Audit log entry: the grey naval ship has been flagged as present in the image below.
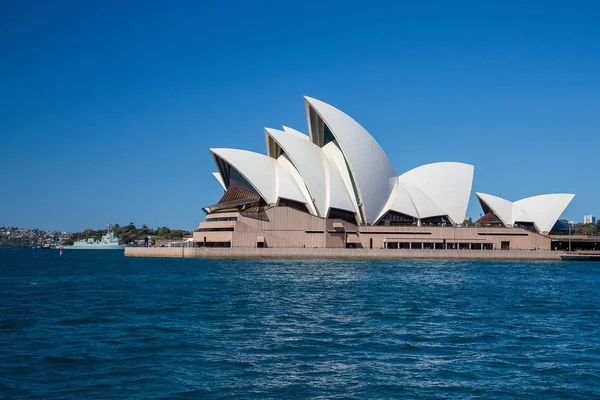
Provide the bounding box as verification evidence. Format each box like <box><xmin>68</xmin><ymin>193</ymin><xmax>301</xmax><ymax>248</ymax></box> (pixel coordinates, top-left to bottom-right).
<box><xmin>63</xmin><ymin>223</ymin><xmax>128</xmax><ymax>250</ymax></box>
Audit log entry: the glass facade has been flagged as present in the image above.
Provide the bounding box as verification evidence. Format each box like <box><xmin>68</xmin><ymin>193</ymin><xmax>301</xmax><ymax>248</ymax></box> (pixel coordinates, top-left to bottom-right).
<box><xmin>323</xmin><ymin>124</ymin><xmax>336</xmax><ymax>146</ymax></box>
<box><xmin>195</xmin><ymin>227</ymin><xmax>235</xmax><ymax>232</ymax></box>
<box><xmin>206</xmin><ymin>216</ymin><xmax>238</xmax><ymax>222</ymax></box>
<box><xmin>229</xmin><ymin>167</ymin><xmax>261</xmax><ymax>198</ymax></box>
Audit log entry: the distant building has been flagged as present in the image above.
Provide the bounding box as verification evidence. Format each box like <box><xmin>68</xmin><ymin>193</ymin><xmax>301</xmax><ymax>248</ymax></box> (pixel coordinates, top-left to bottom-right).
<box><xmin>584</xmin><ymin>215</ymin><xmax>596</xmax><ymax>224</ymax></box>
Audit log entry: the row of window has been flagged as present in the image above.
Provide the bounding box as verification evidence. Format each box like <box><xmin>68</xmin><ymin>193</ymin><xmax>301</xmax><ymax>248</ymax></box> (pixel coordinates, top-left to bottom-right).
<box><xmin>205</xmin><ymin>216</ymin><xmax>238</xmax><ymax>222</ymax></box>
<box><xmin>195</xmin><ymin>242</ymin><xmax>231</xmax><ymax>247</ymax></box>
<box><xmin>195</xmin><ymin>227</ymin><xmax>235</xmax><ymax>232</ymax></box>
<box><xmin>385</xmin><ymin>242</ymin><xmax>495</xmax><ymax>250</ymax></box>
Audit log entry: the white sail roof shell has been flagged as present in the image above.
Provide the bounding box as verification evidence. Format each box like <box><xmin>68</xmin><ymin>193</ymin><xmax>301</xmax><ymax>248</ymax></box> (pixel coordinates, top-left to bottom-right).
<box><xmin>212</xmin><ymin>172</ymin><xmax>226</xmax><ymax>191</ymax></box>
<box><xmin>275</xmin><ymin>153</ymin><xmax>317</xmax><ymax>215</ymax></box>
<box><xmin>209</xmin><ymin>148</ymin><xmax>307</xmax><ymax>206</ymax></box>
<box><xmin>206</xmin><ymin>97</ymin><xmax>574</xmax><ymax>230</ymax></box>
<box><xmin>375</xmin><ymin>162</ymin><xmax>474</xmax><ymax>224</ymax></box>
<box><xmin>476</xmin><ymin>193</ymin><xmax>515</xmax><ymax>226</ymax></box>
<box><xmin>514</xmin><ymin>194</ymin><xmax>575</xmax><ymax>233</ymax></box>
<box><xmin>264</xmin><ymin>128</ymin><xmax>354</xmax><ymax>217</ymax></box>
<box><xmin>401</xmin><ymin>177</ymin><xmax>448</xmax><ymax>219</ymax></box>
<box><xmin>377</xmin><ymin>178</ymin><xmax>419</xmax><ymax>219</ymax></box>
<box><xmin>321</xmin><ymin>142</ymin><xmax>362</xmax><ymax>220</ymax></box>
<box><xmin>304</xmin><ymin>96</ymin><xmax>397</xmax><ymax>224</ymax></box>
<box><xmin>477</xmin><ymin>192</ymin><xmax>575</xmax><ymax>233</ymax></box>
<box><xmin>512</xmin><ymin>207</ymin><xmax>534</xmax><ymax>224</ymax></box>
<box><xmin>402</xmin><ymin>162</ymin><xmax>474</xmax><ymax>224</ymax></box>
<box><xmin>281</xmin><ymin>126</ymin><xmax>310</xmax><ymax>140</ymax></box>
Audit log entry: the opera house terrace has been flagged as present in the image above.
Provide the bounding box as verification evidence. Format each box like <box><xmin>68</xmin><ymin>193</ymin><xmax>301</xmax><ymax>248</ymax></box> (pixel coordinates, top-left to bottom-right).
<box><xmin>172</xmin><ymin>96</ymin><xmax>577</xmax><ymax>255</ymax></box>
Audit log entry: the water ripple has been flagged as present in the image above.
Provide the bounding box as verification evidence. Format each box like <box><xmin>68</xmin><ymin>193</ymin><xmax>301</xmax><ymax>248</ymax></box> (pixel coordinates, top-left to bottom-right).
<box><xmin>1</xmin><ymin>250</ymin><xmax>599</xmax><ymax>398</ymax></box>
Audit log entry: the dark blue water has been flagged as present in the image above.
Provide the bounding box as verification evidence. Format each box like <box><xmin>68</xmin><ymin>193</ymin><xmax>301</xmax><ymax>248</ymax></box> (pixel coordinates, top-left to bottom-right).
<box><xmin>1</xmin><ymin>249</ymin><xmax>599</xmax><ymax>399</ymax></box>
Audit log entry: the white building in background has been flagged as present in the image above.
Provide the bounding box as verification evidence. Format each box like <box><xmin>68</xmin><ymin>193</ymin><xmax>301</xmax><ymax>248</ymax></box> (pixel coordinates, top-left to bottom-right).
<box><xmin>584</xmin><ymin>215</ymin><xmax>596</xmax><ymax>224</ymax></box>
<box><xmin>194</xmin><ymin>96</ymin><xmax>576</xmax><ymax>250</ymax></box>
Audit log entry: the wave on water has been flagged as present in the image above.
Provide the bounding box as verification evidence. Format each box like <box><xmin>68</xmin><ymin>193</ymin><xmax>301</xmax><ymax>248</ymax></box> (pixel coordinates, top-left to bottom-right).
<box><xmin>1</xmin><ymin>249</ymin><xmax>599</xmax><ymax>399</ymax></box>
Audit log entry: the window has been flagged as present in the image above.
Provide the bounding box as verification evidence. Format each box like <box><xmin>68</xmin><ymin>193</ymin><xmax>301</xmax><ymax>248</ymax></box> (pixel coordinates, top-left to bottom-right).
<box><xmin>324</xmin><ymin>124</ymin><xmax>336</xmax><ymax>145</ymax></box>
<box><xmin>478</xmin><ymin>233</ymin><xmax>528</xmax><ymax>237</ymax></box>
<box><xmin>198</xmin><ymin>241</ymin><xmax>231</xmax><ymax>248</ymax></box>
<box><xmin>421</xmin><ymin>215</ymin><xmax>451</xmax><ymax>226</ymax></box>
<box><xmin>205</xmin><ymin>216</ymin><xmax>238</xmax><ymax>222</ymax></box>
<box><xmin>278</xmin><ymin>198</ymin><xmax>310</xmax><ymax>214</ymax></box>
<box><xmin>195</xmin><ymin>227</ymin><xmax>234</xmax><ymax>232</ymax></box>
<box><xmin>228</xmin><ymin>167</ymin><xmax>261</xmax><ymax>197</ymax></box>
<box><xmin>501</xmin><ymin>241</ymin><xmax>510</xmax><ymax>250</ymax></box>
<box><xmin>376</xmin><ymin>211</ymin><xmax>417</xmax><ymax>226</ymax></box>
<box><xmin>513</xmin><ymin>222</ymin><xmax>537</xmax><ymax>232</ymax></box>
<box><xmin>328</xmin><ymin>208</ymin><xmax>357</xmax><ymax>224</ymax></box>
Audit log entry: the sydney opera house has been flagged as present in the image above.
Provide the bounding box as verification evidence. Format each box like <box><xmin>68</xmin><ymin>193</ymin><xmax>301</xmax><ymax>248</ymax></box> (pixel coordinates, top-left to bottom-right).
<box><xmin>193</xmin><ymin>97</ymin><xmax>575</xmax><ymax>251</ymax></box>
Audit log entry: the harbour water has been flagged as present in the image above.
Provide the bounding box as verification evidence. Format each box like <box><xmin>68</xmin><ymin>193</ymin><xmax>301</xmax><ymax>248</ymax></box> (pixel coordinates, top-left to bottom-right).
<box><xmin>1</xmin><ymin>249</ymin><xmax>599</xmax><ymax>398</ymax></box>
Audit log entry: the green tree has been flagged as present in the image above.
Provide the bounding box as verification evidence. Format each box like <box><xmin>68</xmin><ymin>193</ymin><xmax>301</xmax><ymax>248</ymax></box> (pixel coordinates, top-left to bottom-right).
<box><xmin>64</xmin><ymin>223</ymin><xmax>191</xmax><ymax>245</ymax></box>
<box><xmin>573</xmin><ymin>223</ymin><xmax>600</xmax><ymax>236</ymax></box>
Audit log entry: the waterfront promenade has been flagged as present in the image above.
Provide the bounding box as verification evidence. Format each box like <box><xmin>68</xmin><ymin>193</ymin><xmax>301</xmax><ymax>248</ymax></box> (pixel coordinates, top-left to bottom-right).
<box><xmin>126</xmin><ymin>247</ymin><xmax>565</xmax><ymax>260</ymax></box>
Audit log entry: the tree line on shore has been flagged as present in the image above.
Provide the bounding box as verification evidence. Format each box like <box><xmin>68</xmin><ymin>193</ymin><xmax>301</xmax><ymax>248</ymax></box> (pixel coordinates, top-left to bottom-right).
<box><xmin>65</xmin><ymin>223</ymin><xmax>191</xmax><ymax>245</ymax></box>
<box><xmin>562</xmin><ymin>221</ymin><xmax>600</xmax><ymax>236</ymax></box>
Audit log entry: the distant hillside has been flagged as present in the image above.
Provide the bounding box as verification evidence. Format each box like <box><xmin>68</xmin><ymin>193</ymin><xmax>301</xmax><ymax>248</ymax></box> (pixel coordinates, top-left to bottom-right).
<box><xmin>65</xmin><ymin>223</ymin><xmax>191</xmax><ymax>245</ymax></box>
<box><xmin>0</xmin><ymin>227</ymin><xmax>70</xmax><ymax>248</ymax></box>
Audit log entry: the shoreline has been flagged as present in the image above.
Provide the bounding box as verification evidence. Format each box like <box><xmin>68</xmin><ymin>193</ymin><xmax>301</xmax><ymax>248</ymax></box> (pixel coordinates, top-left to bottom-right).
<box><xmin>125</xmin><ymin>247</ymin><xmax>565</xmax><ymax>261</ymax></box>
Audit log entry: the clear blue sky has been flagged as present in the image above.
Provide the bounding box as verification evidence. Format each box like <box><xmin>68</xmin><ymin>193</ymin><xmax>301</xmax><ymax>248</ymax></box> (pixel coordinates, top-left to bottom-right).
<box><xmin>1</xmin><ymin>1</ymin><xmax>599</xmax><ymax>232</ymax></box>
